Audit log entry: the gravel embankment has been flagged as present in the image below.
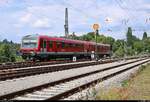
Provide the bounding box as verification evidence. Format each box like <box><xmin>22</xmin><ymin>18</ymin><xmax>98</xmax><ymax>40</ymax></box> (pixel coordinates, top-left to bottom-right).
<box><xmin>64</xmin><ymin>61</ymin><xmax>149</xmax><ymax>100</ymax></box>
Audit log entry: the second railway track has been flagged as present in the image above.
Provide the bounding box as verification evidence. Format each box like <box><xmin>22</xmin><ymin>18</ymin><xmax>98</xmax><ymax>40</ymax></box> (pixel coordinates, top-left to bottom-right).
<box><xmin>0</xmin><ymin>58</ymin><xmax>118</xmax><ymax>81</ymax></box>
<box><xmin>0</xmin><ymin>56</ymin><xmax>144</xmax><ymax>70</ymax></box>
<box><xmin>0</xmin><ymin>57</ymin><xmax>149</xmax><ymax>100</ymax></box>
<box><xmin>0</xmin><ymin>59</ymin><xmax>91</xmax><ymax>70</ymax></box>
<box><xmin>0</xmin><ymin>57</ymin><xmax>145</xmax><ymax>81</ymax></box>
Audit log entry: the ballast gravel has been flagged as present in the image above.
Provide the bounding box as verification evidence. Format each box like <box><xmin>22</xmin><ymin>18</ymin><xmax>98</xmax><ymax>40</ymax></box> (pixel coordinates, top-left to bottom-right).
<box><xmin>64</xmin><ymin>62</ymin><xmax>149</xmax><ymax>100</ymax></box>
<box><xmin>0</xmin><ymin>59</ymin><xmax>142</xmax><ymax>96</ymax></box>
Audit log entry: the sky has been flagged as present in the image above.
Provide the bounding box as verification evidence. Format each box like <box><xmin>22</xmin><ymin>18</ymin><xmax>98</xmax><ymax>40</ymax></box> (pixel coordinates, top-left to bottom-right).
<box><xmin>0</xmin><ymin>0</ymin><xmax>150</xmax><ymax>43</ymax></box>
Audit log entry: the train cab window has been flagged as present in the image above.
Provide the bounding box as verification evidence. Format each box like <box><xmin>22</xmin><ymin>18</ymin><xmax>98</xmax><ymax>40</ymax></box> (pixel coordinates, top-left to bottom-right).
<box><xmin>49</xmin><ymin>41</ymin><xmax>53</xmax><ymax>48</ymax></box>
<box><xmin>62</xmin><ymin>42</ymin><xmax>65</xmax><ymax>48</ymax></box>
<box><xmin>40</xmin><ymin>40</ymin><xmax>43</xmax><ymax>48</ymax></box>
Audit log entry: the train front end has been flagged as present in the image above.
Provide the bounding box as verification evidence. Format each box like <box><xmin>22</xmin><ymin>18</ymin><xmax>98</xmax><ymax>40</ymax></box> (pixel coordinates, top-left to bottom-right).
<box><xmin>20</xmin><ymin>35</ymin><xmax>39</xmax><ymax>60</ymax></box>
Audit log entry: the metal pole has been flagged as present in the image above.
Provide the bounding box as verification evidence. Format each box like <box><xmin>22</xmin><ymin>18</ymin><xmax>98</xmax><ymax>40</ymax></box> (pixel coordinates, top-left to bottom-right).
<box><xmin>95</xmin><ymin>30</ymin><xmax>98</xmax><ymax>60</ymax></box>
<box><xmin>124</xmin><ymin>40</ymin><xmax>126</xmax><ymax>60</ymax></box>
<box><xmin>64</xmin><ymin>8</ymin><xmax>69</xmax><ymax>38</ymax></box>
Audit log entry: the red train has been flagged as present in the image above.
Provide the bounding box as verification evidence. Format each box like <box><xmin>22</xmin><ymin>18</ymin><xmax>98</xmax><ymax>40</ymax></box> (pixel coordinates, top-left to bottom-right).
<box><xmin>20</xmin><ymin>35</ymin><xmax>112</xmax><ymax>61</ymax></box>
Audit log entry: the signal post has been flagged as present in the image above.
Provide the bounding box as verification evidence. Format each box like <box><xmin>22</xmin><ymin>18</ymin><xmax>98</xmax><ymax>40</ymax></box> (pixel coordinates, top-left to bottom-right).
<box><xmin>92</xmin><ymin>24</ymin><xmax>100</xmax><ymax>61</ymax></box>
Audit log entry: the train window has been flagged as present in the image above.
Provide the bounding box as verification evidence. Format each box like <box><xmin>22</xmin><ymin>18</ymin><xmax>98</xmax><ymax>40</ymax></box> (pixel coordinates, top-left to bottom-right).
<box><xmin>106</xmin><ymin>46</ymin><xmax>108</xmax><ymax>50</ymax></box>
<box><xmin>65</xmin><ymin>43</ymin><xmax>69</xmax><ymax>48</ymax></box>
<box><xmin>75</xmin><ymin>44</ymin><xmax>78</xmax><ymax>47</ymax></box>
<box><xmin>97</xmin><ymin>46</ymin><xmax>99</xmax><ymax>50</ymax></box>
<box><xmin>78</xmin><ymin>44</ymin><xmax>80</xmax><ymax>48</ymax></box>
<box><xmin>49</xmin><ymin>41</ymin><xmax>53</xmax><ymax>48</ymax></box>
<box><xmin>57</xmin><ymin>42</ymin><xmax>60</xmax><ymax>48</ymax></box>
<box><xmin>81</xmin><ymin>44</ymin><xmax>84</xmax><ymax>48</ymax></box>
<box><xmin>79</xmin><ymin>44</ymin><xmax>81</xmax><ymax>47</ymax></box>
<box><xmin>104</xmin><ymin>46</ymin><xmax>106</xmax><ymax>51</ymax></box>
<box><xmin>79</xmin><ymin>44</ymin><xmax>83</xmax><ymax>49</ymax></box>
<box><xmin>73</xmin><ymin>44</ymin><xmax>76</xmax><ymax>47</ymax></box>
<box><xmin>101</xmin><ymin>46</ymin><xmax>103</xmax><ymax>51</ymax></box>
<box><xmin>43</xmin><ymin>40</ymin><xmax>46</xmax><ymax>48</ymax></box>
<box><xmin>69</xmin><ymin>43</ymin><xmax>72</xmax><ymax>47</ymax></box>
<box><xmin>62</xmin><ymin>42</ymin><xmax>65</xmax><ymax>48</ymax></box>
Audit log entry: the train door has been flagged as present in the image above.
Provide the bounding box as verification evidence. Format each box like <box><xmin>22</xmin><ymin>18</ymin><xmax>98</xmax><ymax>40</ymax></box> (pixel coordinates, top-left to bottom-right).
<box><xmin>40</xmin><ymin>39</ymin><xmax>47</xmax><ymax>52</ymax></box>
<box><xmin>56</xmin><ymin>41</ymin><xmax>61</xmax><ymax>52</ymax></box>
<box><xmin>48</xmin><ymin>40</ymin><xmax>53</xmax><ymax>52</ymax></box>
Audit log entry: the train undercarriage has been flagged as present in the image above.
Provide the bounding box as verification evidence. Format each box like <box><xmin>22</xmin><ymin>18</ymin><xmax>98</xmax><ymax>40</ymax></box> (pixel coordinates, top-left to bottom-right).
<box><xmin>22</xmin><ymin>52</ymin><xmax>111</xmax><ymax>61</ymax></box>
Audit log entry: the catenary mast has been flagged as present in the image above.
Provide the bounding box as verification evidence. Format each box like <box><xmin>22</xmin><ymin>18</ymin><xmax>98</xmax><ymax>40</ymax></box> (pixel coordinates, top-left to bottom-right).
<box><xmin>64</xmin><ymin>8</ymin><xmax>69</xmax><ymax>38</ymax></box>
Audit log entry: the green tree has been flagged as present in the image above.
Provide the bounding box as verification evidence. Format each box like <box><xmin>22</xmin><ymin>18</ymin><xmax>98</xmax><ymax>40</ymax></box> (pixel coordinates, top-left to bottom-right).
<box><xmin>80</xmin><ymin>32</ymin><xmax>95</xmax><ymax>41</ymax></box>
<box><xmin>132</xmin><ymin>35</ymin><xmax>140</xmax><ymax>42</ymax></box>
<box><xmin>142</xmin><ymin>32</ymin><xmax>148</xmax><ymax>52</ymax></box>
<box><xmin>133</xmin><ymin>41</ymin><xmax>143</xmax><ymax>54</ymax></box>
<box><xmin>112</xmin><ymin>40</ymin><xmax>125</xmax><ymax>52</ymax></box>
<box><xmin>97</xmin><ymin>35</ymin><xmax>106</xmax><ymax>43</ymax></box>
<box><xmin>0</xmin><ymin>44</ymin><xmax>16</xmax><ymax>62</ymax></box>
<box><xmin>3</xmin><ymin>44</ymin><xmax>11</xmax><ymax>58</ymax></box>
<box><xmin>126</xmin><ymin>47</ymin><xmax>135</xmax><ymax>56</ymax></box>
<box><xmin>126</xmin><ymin>27</ymin><xmax>133</xmax><ymax>47</ymax></box>
<box><xmin>105</xmin><ymin>36</ymin><xmax>115</xmax><ymax>45</ymax></box>
<box><xmin>114</xmin><ymin>46</ymin><xmax>124</xmax><ymax>57</ymax></box>
<box><xmin>142</xmin><ymin>32</ymin><xmax>148</xmax><ymax>40</ymax></box>
<box><xmin>2</xmin><ymin>39</ymin><xmax>9</xmax><ymax>44</ymax></box>
<box><xmin>143</xmin><ymin>37</ymin><xmax>150</xmax><ymax>53</ymax></box>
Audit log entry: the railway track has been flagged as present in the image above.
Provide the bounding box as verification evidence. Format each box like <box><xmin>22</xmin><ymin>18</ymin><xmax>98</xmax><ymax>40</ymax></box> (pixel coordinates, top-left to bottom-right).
<box><xmin>0</xmin><ymin>56</ymin><xmax>144</xmax><ymax>81</ymax></box>
<box><xmin>0</xmin><ymin>59</ymin><xmax>91</xmax><ymax>70</ymax></box>
<box><xmin>0</xmin><ymin>56</ymin><xmax>144</xmax><ymax>70</ymax></box>
<box><xmin>0</xmin><ymin>59</ymin><xmax>117</xmax><ymax>81</ymax></box>
<box><xmin>0</xmin><ymin>57</ymin><xmax>149</xmax><ymax>100</ymax></box>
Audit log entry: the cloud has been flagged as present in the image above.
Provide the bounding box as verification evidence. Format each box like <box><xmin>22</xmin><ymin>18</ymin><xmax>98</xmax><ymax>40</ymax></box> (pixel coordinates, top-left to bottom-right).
<box><xmin>0</xmin><ymin>0</ymin><xmax>9</xmax><ymax>6</ymax></box>
<box><xmin>0</xmin><ymin>0</ymin><xmax>150</xmax><ymax>42</ymax></box>
<box><xmin>32</xmin><ymin>18</ymin><xmax>52</xmax><ymax>29</ymax></box>
<box><xmin>20</xmin><ymin>13</ymin><xmax>32</xmax><ymax>23</ymax></box>
<box><xmin>0</xmin><ymin>0</ymin><xmax>15</xmax><ymax>7</ymax></box>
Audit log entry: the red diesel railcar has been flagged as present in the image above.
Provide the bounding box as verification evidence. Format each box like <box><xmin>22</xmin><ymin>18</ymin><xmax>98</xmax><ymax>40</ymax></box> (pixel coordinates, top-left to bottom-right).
<box><xmin>20</xmin><ymin>34</ymin><xmax>111</xmax><ymax>61</ymax></box>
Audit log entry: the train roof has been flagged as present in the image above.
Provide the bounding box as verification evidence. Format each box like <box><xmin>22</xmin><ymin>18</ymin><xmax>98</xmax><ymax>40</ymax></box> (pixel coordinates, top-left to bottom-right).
<box><xmin>23</xmin><ymin>34</ymin><xmax>39</xmax><ymax>38</ymax></box>
<box><xmin>22</xmin><ymin>34</ymin><xmax>110</xmax><ymax>46</ymax></box>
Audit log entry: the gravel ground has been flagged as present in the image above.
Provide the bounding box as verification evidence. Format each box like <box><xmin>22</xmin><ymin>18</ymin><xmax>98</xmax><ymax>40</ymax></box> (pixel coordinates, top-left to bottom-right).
<box><xmin>63</xmin><ymin>61</ymin><xmax>150</xmax><ymax>100</ymax></box>
<box><xmin>1</xmin><ymin>60</ymin><xmax>96</xmax><ymax>71</ymax></box>
<box><xmin>0</xmin><ymin>59</ymin><xmax>140</xmax><ymax>96</ymax></box>
<box><xmin>12</xmin><ymin>59</ymin><xmax>149</xmax><ymax>100</ymax></box>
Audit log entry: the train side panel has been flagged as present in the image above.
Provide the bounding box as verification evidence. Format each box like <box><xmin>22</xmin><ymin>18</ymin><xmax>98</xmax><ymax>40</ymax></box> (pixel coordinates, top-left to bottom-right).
<box><xmin>20</xmin><ymin>35</ymin><xmax>111</xmax><ymax>61</ymax></box>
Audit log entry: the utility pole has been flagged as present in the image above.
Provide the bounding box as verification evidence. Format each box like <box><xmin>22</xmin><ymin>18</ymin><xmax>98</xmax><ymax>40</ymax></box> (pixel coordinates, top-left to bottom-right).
<box><xmin>64</xmin><ymin>8</ymin><xmax>69</xmax><ymax>38</ymax></box>
<box><xmin>95</xmin><ymin>29</ymin><xmax>98</xmax><ymax>60</ymax></box>
<box><xmin>92</xmin><ymin>24</ymin><xmax>100</xmax><ymax>61</ymax></box>
<box><xmin>123</xmin><ymin>39</ymin><xmax>126</xmax><ymax>60</ymax></box>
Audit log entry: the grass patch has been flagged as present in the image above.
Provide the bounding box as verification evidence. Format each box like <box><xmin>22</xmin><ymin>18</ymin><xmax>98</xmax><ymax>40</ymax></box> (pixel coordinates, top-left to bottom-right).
<box><xmin>15</xmin><ymin>56</ymin><xmax>24</xmax><ymax>62</ymax></box>
<box><xmin>95</xmin><ymin>63</ymin><xmax>150</xmax><ymax>100</ymax></box>
<box><xmin>121</xmin><ymin>80</ymin><xmax>129</xmax><ymax>87</ymax></box>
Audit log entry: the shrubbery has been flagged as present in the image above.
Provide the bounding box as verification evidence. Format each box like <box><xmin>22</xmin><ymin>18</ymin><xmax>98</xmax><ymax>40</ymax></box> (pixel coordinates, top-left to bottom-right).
<box><xmin>0</xmin><ymin>40</ymin><xmax>20</xmax><ymax>63</ymax></box>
